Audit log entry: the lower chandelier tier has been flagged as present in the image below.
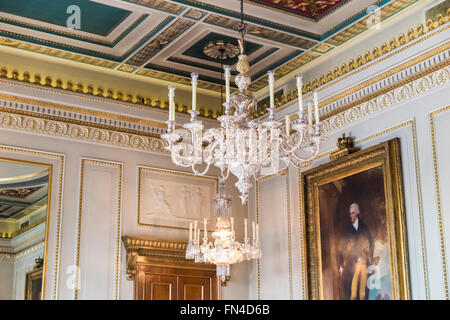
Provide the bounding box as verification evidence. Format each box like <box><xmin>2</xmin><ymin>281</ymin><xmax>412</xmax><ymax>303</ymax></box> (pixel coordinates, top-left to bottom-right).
<box><xmin>185</xmin><ymin>178</ymin><xmax>260</xmax><ymax>281</ymax></box>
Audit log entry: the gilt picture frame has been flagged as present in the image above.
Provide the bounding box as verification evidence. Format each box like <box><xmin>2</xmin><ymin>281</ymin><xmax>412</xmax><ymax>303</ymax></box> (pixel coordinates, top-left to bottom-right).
<box><xmin>301</xmin><ymin>139</ymin><xmax>410</xmax><ymax>300</ymax></box>
<box><xmin>25</xmin><ymin>267</ymin><xmax>43</xmax><ymax>300</ymax></box>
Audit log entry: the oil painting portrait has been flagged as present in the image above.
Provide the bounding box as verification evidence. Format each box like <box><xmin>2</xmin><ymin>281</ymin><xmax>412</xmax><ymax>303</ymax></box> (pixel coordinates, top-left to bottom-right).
<box><xmin>318</xmin><ymin>166</ymin><xmax>391</xmax><ymax>300</ymax></box>
<box><xmin>302</xmin><ymin>139</ymin><xmax>410</xmax><ymax>300</ymax></box>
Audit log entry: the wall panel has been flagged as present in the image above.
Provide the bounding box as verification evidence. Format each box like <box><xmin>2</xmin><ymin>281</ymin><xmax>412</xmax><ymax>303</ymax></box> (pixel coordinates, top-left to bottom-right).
<box><xmin>430</xmin><ymin>106</ymin><xmax>450</xmax><ymax>299</ymax></box>
<box><xmin>75</xmin><ymin>159</ymin><xmax>122</xmax><ymax>300</ymax></box>
<box><xmin>257</xmin><ymin>175</ymin><xmax>292</xmax><ymax>300</ymax></box>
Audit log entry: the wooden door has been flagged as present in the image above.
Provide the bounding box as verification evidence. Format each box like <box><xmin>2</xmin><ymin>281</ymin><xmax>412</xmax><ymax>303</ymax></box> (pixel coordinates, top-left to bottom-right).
<box><xmin>144</xmin><ymin>274</ymin><xmax>178</xmax><ymax>300</ymax></box>
<box><xmin>178</xmin><ymin>276</ymin><xmax>211</xmax><ymax>300</ymax></box>
<box><xmin>135</xmin><ymin>258</ymin><xmax>218</xmax><ymax>300</ymax></box>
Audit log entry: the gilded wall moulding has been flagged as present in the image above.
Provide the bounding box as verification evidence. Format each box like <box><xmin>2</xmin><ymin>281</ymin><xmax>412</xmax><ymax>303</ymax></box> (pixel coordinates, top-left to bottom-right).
<box><xmin>320</xmin><ymin>67</ymin><xmax>449</xmax><ymax>134</ymax></box>
<box><xmin>0</xmin><ymin>93</ymin><xmax>168</xmax><ymax>135</ymax></box>
<box><xmin>0</xmin><ymin>241</ymin><xmax>44</xmax><ymax>262</ymax></box>
<box><xmin>0</xmin><ymin>111</ymin><xmax>168</xmax><ymax>154</ymax></box>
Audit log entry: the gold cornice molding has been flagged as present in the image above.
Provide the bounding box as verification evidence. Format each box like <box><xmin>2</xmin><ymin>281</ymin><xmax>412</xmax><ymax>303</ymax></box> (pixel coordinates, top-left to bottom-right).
<box><xmin>2</xmin><ymin>217</ymin><xmax>46</xmax><ymax>239</ymax></box>
<box><xmin>0</xmin><ymin>231</ymin><xmax>45</xmax><ymax>252</ymax></box>
<box><xmin>0</xmin><ymin>66</ymin><xmax>220</xmax><ymax>120</ymax></box>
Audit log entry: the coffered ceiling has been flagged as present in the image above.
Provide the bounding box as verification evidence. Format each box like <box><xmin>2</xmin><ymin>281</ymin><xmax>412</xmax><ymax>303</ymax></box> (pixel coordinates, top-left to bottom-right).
<box><xmin>0</xmin><ymin>0</ymin><xmax>421</xmax><ymax>93</ymax></box>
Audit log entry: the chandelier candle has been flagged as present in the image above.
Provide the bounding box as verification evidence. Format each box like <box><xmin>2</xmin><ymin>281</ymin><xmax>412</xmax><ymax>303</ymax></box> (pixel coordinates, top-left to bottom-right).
<box><xmin>268</xmin><ymin>70</ymin><xmax>275</xmax><ymax>110</ymax></box>
<box><xmin>314</xmin><ymin>91</ymin><xmax>320</xmax><ymax>125</ymax></box>
<box><xmin>244</xmin><ymin>218</ymin><xmax>248</xmax><ymax>239</ymax></box>
<box><xmin>296</xmin><ymin>75</ymin><xmax>303</xmax><ymax>114</ymax></box>
<box><xmin>191</xmin><ymin>73</ymin><xmax>198</xmax><ymax>111</ymax></box>
<box><xmin>224</xmin><ymin>65</ymin><xmax>231</xmax><ymax>104</ymax></box>
<box><xmin>285</xmin><ymin>115</ymin><xmax>291</xmax><ymax>137</ymax></box>
<box><xmin>189</xmin><ymin>222</ymin><xmax>193</xmax><ymax>241</ymax></box>
<box><xmin>168</xmin><ymin>86</ymin><xmax>175</xmax><ymax>121</ymax></box>
<box><xmin>203</xmin><ymin>218</ymin><xmax>207</xmax><ymax>239</ymax></box>
<box><xmin>194</xmin><ymin>220</ymin><xmax>197</xmax><ymax>240</ymax></box>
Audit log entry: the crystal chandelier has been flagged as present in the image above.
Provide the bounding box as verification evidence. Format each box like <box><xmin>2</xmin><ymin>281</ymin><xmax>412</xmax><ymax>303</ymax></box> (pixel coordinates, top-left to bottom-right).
<box><xmin>162</xmin><ymin>0</ymin><xmax>324</xmax><ymax>203</ymax></box>
<box><xmin>185</xmin><ymin>178</ymin><xmax>260</xmax><ymax>282</ymax></box>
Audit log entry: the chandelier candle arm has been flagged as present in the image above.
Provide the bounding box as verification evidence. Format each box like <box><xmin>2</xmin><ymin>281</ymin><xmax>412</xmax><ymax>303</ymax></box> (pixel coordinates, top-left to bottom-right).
<box><xmin>168</xmin><ymin>86</ymin><xmax>175</xmax><ymax>121</ymax></box>
<box><xmin>314</xmin><ymin>91</ymin><xmax>320</xmax><ymax>125</ymax></box>
<box><xmin>224</xmin><ymin>65</ymin><xmax>231</xmax><ymax>104</ymax></box>
<box><xmin>191</xmin><ymin>73</ymin><xmax>198</xmax><ymax>111</ymax></box>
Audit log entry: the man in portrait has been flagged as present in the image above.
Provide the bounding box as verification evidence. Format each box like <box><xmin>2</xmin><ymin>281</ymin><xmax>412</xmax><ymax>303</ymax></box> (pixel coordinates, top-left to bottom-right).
<box><xmin>338</xmin><ymin>203</ymin><xmax>373</xmax><ymax>300</ymax></box>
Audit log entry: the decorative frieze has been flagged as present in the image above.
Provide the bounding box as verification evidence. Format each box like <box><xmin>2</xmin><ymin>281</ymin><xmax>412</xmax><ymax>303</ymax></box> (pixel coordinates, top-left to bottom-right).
<box><xmin>320</xmin><ymin>66</ymin><xmax>450</xmax><ymax>134</ymax></box>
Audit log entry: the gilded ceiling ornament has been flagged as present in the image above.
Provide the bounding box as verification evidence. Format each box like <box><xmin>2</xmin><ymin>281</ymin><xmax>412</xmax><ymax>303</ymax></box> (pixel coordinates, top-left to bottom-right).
<box><xmin>202</xmin><ymin>40</ymin><xmax>240</xmax><ymax>59</ymax></box>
